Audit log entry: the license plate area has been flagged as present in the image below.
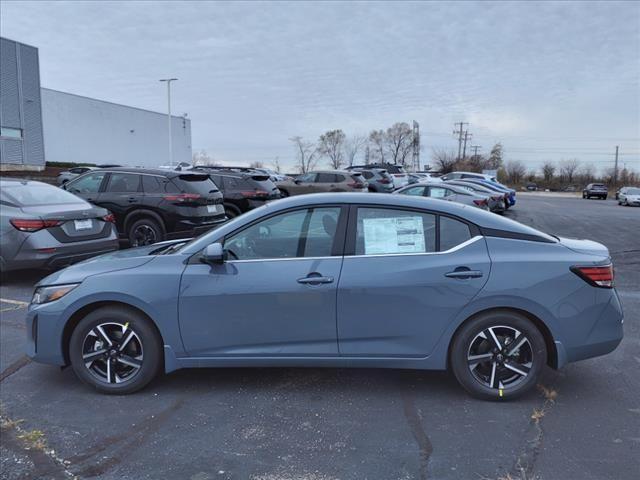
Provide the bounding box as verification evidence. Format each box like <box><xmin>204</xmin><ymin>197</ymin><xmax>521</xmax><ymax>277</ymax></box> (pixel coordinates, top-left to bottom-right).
<box><xmin>207</xmin><ymin>204</ymin><xmax>222</xmax><ymax>214</ymax></box>
<box><xmin>74</xmin><ymin>219</ymin><xmax>93</xmax><ymax>231</ymax></box>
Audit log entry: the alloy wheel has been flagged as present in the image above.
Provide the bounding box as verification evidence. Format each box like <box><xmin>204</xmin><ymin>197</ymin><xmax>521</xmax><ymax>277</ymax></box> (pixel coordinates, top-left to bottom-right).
<box><xmin>132</xmin><ymin>225</ymin><xmax>157</xmax><ymax>246</ymax></box>
<box><xmin>467</xmin><ymin>325</ymin><xmax>533</xmax><ymax>390</ymax></box>
<box><xmin>82</xmin><ymin>322</ymin><xmax>144</xmax><ymax>384</ymax></box>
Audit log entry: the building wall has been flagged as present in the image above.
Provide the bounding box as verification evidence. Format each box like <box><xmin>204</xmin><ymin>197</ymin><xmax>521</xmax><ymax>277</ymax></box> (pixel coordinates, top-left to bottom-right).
<box><xmin>41</xmin><ymin>88</ymin><xmax>191</xmax><ymax>168</ymax></box>
<box><xmin>0</xmin><ymin>37</ymin><xmax>45</xmax><ymax>171</ymax></box>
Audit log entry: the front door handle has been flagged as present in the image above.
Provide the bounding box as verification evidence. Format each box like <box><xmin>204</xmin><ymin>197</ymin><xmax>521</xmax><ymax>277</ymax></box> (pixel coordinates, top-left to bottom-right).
<box><xmin>445</xmin><ymin>268</ymin><xmax>483</xmax><ymax>279</ymax></box>
<box><xmin>297</xmin><ymin>275</ymin><xmax>334</xmax><ymax>285</ymax></box>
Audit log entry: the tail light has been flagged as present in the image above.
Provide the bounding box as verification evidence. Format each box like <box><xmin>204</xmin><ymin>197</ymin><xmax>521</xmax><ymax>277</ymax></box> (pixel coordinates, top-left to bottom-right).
<box><xmin>379</xmin><ymin>178</ymin><xmax>392</xmax><ymax>184</ymax></box>
<box><xmin>10</xmin><ymin>219</ymin><xmax>62</xmax><ymax>232</ymax></box>
<box><xmin>473</xmin><ymin>199</ymin><xmax>488</xmax><ymax>207</ymax></box>
<box><xmin>571</xmin><ymin>264</ymin><xmax>614</xmax><ymax>288</ymax></box>
<box><xmin>102</xmin><ymin>213</ymin><xmax>116</xmax><ymax>223</ymax></box>
<box><xmin>348</xmin><ymin>181</ymin><xmax>366</xmax><ymax>188</ymax></box>
<box><xmin>240</xmin><ymin>190</ymin><xmax>269</xmax><ymax>198</ymax></box>
<box><xmin>163</xmin><ymin>193</ymin><xmax>201</xmax><ymax>202</ymax></box>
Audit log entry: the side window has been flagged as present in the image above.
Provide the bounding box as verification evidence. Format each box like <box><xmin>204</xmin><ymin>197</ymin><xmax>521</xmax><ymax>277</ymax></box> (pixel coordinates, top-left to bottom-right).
<box><xmin>355</xmin><ymin>207</ymin><xmax>436</xmax><ymax>255</ymax></box>
<box><xmin>67</xmin><ymin>172</ymin><xmax>106</xmax><ymax>194</ymax></box>
<box><xmin>296</xmin><ymin>173</ymin><xmax>315</xmax><ymax>183</ymax></box>
<box><xmin>335</xmin><ymin>174</ymin><xmax>345</xmax><ymax>182</ymax></box>
<box><xmin>106</xmin><ymin>173</ymin><xmax>140</xmax><ymax>193</ymax></box>
<box><xmin>316</xmin><ymin>173</ymin><xmax>336</xmax><ymax>183</ymax></box>
<box><xmin>142</xmin><ymin>175</ymin><xmax>163</xmax><ymax>193</ymax></box>
<box><xmin>224</xmin><ymin>207</ymin><xmax>341</xmax><ymax>260</ymax></box>
<box><xmin>440</xmin><ymin>216</ymin><xmax>472</xmax><ymax>251</ymax></box>
<box><xmin>362</xmin><ymin>171</ymin><xmax>374</xmax><ymax>179</ymax></box>
<box><xmin>428</xmin><ymin>187</ymin><xmax>449</xmax><ymax>198</ymax></box>
<box><xmin>209</xmin><ymin>175</ymin><xmax>224</xmax><ymax>191</ymax></box>
<box><xmin>402</xmin><ymin>186</ymin><xmax>426</xmax><ymax>196</ymax></box>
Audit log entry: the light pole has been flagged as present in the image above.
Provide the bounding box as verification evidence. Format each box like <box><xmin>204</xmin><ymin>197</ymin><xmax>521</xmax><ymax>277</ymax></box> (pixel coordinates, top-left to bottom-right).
<box><xmin>159</xmin><ymin>78</ymin><xmax>178</xmax><ymax>166</ymax></box>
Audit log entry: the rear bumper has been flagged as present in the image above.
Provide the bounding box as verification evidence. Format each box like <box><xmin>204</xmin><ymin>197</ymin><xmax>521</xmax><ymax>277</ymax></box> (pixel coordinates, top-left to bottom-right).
<box><xmin>559</xmin><ymin>291</ymin><xmax>624</xmax><ymax>367</ymax></box>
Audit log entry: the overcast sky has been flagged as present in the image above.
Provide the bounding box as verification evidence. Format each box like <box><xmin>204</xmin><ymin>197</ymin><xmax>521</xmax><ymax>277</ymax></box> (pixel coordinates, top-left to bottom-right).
<box><xmin>2</xmin><ymin>0</ymin><xmax>639</xmax><ymax>172</ymax></box>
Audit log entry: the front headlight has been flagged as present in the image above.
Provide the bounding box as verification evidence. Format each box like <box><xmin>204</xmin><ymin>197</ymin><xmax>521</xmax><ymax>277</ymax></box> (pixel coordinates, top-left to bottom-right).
<box><xmin>31</xmin><ymin>284</ymin><xmax>80</xmax><ymax>305</ymax></box>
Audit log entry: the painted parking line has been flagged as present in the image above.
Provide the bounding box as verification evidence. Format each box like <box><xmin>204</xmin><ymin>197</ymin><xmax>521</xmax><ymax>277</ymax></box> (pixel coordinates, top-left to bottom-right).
<box><xmin>0</xmin><ymin>298</ymin><xmax>29</xmax><ymax>313</ymax></box>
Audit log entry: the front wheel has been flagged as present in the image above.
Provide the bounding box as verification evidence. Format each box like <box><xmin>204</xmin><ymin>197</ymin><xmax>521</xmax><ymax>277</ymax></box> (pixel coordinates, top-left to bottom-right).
<box><xmin>69</xmin><ymin>306</ymin><xmax>162</xmax><ymax>394</ymax></box>
<box><xmin>450</xmin><ymin>310</ymin><xmax>547</xmax><ymax>401</ymax></box>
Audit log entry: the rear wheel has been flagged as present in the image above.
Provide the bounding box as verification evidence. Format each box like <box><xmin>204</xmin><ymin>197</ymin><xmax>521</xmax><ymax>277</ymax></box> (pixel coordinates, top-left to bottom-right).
<box><xmin>128</xmin><ymin>217</ymin><xmax>163</xmax><ymax>247</ymax></box>
<box><xmin>279</xmin><ymin>189</ymin><xmax>289</xmax><ymax>198</ymax></box>
<box><xmin>69</xmin><ymin>306</ymin><xmax>162</xmax><ymax>394</ymax></box>
<box><xmin>224</xmin><ymin>206</ymin><xmax>239</xmax><ymax>219</ymax></box>
<box><xmin>450</xmin><ymin>310</ymin><xmax>547</xmax><ymax>400</ymax></box>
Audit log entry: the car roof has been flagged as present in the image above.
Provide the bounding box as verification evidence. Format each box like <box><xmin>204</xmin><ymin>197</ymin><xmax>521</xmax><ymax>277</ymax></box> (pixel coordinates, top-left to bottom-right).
<box><xmin>313</xmin><ymin>170</ymin><xmax>358</xmax><ymax>175</ymax></box>
<box><xmin>181</xmin><ymin>192</ymin><xmax>552</xmax><ymax>254</ymax></box>
<box><xmin>90</xmin><ymin>167</ymin><xmax>204</xmax><ymax>178</ymax></box>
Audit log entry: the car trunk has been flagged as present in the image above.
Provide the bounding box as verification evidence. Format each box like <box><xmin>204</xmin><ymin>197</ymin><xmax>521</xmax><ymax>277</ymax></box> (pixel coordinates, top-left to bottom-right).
<box><xmin>169</xmin><ymin>174</ymin><xmax>225</xmax><ymax>216</ymax></box>
<box><xmin>245</xmin><ymin>175</ymin><xmax>281</xmax><ymax>199</ymax></box>
<box><xmin>558</xmin><ymin>237</ymin><xmax>610</xmax><ymax>258</ymax></box>
<box><xmin>20</xmin><ymin>203</ymin><xmax>110</xmax><ymax>241</ymax></box>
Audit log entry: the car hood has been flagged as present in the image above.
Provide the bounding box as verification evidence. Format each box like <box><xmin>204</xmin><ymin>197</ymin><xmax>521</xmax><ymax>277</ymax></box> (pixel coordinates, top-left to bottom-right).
<box><xmin>35</xmin><ymin>244</ymin><xmax>167</xmax><ymax>287</ymax></box>
<box><xmin>625</xmin><ymin>194</ymin><xmax>640</xmax><ymax>201</ymax></box>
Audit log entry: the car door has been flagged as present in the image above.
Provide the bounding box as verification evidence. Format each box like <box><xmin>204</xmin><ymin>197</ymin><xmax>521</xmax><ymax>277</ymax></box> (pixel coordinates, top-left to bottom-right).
<box><xmin>291</xmin><ymin>173</ymin><xmax>317</xmax><ymax>195</ymax></box>
<box><xmin>99</xmin><ymin>173</ymin><xmax>142</xmax><ymax>220</ymax></box>
<box><xmin>178</xmin><ymin>205</ymin><xmax>346</xmax><ymax>356</ymax></box>
<box><xmin>337</xmin><ymin>206</ymin><xmax>490</xmax><ymax>356</ymax></box>
<box><xmin>64</xmin><ymin>171</ymin><xmax>108</xmax><ymax>204</ymax></box>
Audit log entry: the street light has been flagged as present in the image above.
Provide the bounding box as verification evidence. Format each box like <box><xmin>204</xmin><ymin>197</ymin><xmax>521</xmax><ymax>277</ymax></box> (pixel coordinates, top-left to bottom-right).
<box><xmin>159</xmin><ymin>78</ymin><xmax>178</xmax><ymax>166</ymax></box>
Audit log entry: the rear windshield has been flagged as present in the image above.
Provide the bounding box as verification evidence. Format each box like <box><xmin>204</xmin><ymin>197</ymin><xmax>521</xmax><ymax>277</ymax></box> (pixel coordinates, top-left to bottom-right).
<box><xmin>1</xmin><ymin>183</ymin><xmax>86</xmax><ymax>206</ymax></box>
<box><xmin>173</xmin><ymin>174</ymin><xmax>219</xmax><ymax>194</ymax></box>
<box><xmin>592</xmin><ymin>184</ymin><xmax>606</xmax><ymax>188</ymax></box>
<box><xmin>248</xmin><ymin>177</ymin><xmax>278</xmax><ymax>191</ymax></box>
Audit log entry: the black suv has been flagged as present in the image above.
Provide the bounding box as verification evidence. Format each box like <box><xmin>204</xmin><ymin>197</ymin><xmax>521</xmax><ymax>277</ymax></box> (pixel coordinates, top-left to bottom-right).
<box><xmin>64</xmin><ymin>168</ymin><xmax>225</xmax><ymax>246</ymax></box>
<box><xmin>196</xmin><ymin>167</ymin><xmax>281</xmax><ymax>218</ymax></box>
<box><xmin>582</xmin><ymin>183</ymin><xmax>608</xmax><ymax>200</ymax></box>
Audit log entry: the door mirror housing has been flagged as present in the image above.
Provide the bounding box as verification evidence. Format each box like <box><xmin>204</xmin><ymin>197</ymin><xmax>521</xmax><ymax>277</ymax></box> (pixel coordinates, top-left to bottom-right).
<box><xmin>294</xmin><ymin>179</ymin><xmax>302</xmax><ymax>184</ymax></box>
<box><xmin>201</xmin><ymin>242</ymin><xmax>225</xmax><ymax>264</ymax></box>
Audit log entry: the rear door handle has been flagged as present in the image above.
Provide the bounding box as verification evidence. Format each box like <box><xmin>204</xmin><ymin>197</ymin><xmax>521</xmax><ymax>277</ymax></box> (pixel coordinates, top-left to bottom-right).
<box><xmin>297</xmin><ymin>275</ymin><xmax>334</xmax><ymax>285</ymax></box>
<box><xmin>445</xmin><ymin>269</ymin><xmax>483</xmax><ymax>279</ymax></box>
<box><xmin>128</xmin><ymin>197</ymin><xmax>138</xmax><ymax>203</ymax></box>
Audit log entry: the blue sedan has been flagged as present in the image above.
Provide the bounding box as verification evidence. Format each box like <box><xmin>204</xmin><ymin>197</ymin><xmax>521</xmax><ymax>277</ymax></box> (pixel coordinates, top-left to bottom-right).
<box><xmin>26</xmin><ymin>193</ymin><xmax>623</xmax><ymax>399</ymax></box>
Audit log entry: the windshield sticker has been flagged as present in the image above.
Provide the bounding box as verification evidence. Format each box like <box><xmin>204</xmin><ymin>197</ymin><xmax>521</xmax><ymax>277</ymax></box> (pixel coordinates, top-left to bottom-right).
<box><xmin>363</xmin><ymin>216</ymin><xmax>425</xmax><ymax>254</ymax></box>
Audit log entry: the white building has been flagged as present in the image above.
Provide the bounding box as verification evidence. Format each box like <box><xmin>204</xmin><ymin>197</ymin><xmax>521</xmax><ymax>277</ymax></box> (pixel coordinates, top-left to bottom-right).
<box><xmin>41</xmin><ymin>88</ymin><xmax>192</xmax><ymax>168</ymax></box>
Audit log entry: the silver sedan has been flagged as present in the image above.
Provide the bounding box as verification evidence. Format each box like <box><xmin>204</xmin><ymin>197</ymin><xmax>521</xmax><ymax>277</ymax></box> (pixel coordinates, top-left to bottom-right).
<box><xmin>394</xmin><ymin>182</ymin><xmax>492</xmax><ymax>210</ymax></box>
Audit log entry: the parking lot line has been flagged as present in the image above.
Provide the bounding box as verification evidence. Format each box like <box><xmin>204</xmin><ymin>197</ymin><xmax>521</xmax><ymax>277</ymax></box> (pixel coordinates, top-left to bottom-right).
<box><xmin>0</xmin><ymin>298</ymin><xmax>29</xmax><ymax>307</ymax></box>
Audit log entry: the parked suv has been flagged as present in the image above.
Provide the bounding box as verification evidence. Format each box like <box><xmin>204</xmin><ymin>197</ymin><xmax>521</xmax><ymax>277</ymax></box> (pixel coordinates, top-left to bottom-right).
<box><xmin>346</xmin><ymin>167</ymin><xmax>394</xmax><ymax>192</ymax></box>
<box><xmin>350</xmin><ymin>163</ymin><xmax>408</xmax><ymax>188</ymax></box>
<box><xmin>63</xmin><ymin>168</ymin><xmax>225</xmax><ymax>246</ymax></box>
<box><xmin>276</xmin><ymin>170</ymin><xmax>368</xmax><ymax>197</ymax></box>
<box><xmin>582</xmin><ymin>183</ymin><xmax>608</xmax><ymax>200</ymax></box>
<box><xmin>196</xmin><ymin>167</ymin><xmax>281</xmax><ymax>218</ymax></box>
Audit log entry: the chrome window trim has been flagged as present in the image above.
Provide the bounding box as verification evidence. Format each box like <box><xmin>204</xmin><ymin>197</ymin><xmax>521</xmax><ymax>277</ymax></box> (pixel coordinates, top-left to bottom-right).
<box><xmin>224</xmin><ymin>236</ymin><xmax>482</xmax><ymax>263</ymax></box>
<box><xmin>348</xmin><ymin>235</ymin><xmax>482</xmax><ymax>259</ymax></box>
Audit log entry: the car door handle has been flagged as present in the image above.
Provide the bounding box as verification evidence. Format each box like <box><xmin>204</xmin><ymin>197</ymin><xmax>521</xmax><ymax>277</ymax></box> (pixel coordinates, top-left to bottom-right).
<box><xmin>445</xmin><ymin>269</ymin><xmax>483</xmax><ymax>279</ymax></box>
<box><xmin>128</xmin><ymin>197</ymin><xmax>138</xmax><ymax>203</ymax></box>
<box><xmin>297</xmin><ymin>275</ymin><xmax>334</xmax><ymax>285</ymax></box>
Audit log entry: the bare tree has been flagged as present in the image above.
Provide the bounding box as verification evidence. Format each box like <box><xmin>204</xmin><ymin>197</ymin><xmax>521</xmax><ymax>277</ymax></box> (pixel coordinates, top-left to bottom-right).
<box><xmin>343</xmin><ymin>134</ymin><xmax>366</xmax><ymax>166</ymax></box>
<box><xmin>578</xmin><ymin>163</ymin><xmax>596</xmax><ymax>184</ymax></box>
<box><xmin>289</xmin><ymin>136</ymin><xmax>319</xmax><ymax>174</ymax></box>
<box><xmin>368</xmin><ymin>130</ymin><xmax>386</xmax><ymax>163</ymax></box>
<box><xmin>559</xmin><ymin>159</ymin><xmax>580</xmax><ymax>184</ymax></box>
<box><xmin>249</xmin><ymin>161</ymin><xmax>264</xmax><ymax>169</ymax></box>
<box><xmin>272</xmin><ymin>157</ymin><xmax>282</xmax><ymax>173</ymax></box>
<box><xmin>505</xmin><ymin>160</ymin><xmax>526</xmax><ymax>184</ymax></box>
<box><xmin>542</xmin><ymin>161</ymin><xmax>556</xmax><ymax>182</ymax></box>
<box><xmin>318</xmin><ymin>129</ymin><xmax>346</xmax><ymax>169</ymax></box>
<box><xmin>385</xmin><ymin>122</ymin><xmax>414</xmax><ymax>166</ymax></box>
<box><xmin>431</xmin><ymin>148</ymin><xmax>457</xmax><ymax>174</ymax></box>
<box><xmin>192</xmin><ymin>149</ymin><xmax>218</xmax><ymax>166</ymax></box>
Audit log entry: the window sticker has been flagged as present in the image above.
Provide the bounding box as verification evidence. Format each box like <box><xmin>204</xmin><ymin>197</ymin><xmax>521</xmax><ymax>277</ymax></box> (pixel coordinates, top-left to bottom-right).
<box><xmin>362</xmin><ymin>216</ymin><xmax>425</xmax><ymax>254</ymax></box>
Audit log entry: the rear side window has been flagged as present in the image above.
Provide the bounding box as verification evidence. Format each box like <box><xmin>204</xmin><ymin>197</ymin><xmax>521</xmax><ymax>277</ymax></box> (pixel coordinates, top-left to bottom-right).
<box><xmin>428</xmin><ymin>186</ymin><xmax>452</xmax><ymax>198</ymax></box>
<box><xmin>355</xmin><ymin>207</ymin><xmax>436</xmax><ymax>255</ymax></box>
<box><xmin>174</xmin><ymin>174</ymin><xmax>219</xmax><ymax>194</ymax></box>
<box><xmin>440</xmin><ymin>216</ymin><xmax>472</xmax><ymax>251</ymax></box>
<box><xmin>402</xmin><ymin>186</ymin><xmax>426</xmax><ymax>196</ymax></box>
<box><xmin>222</xmin><ymin>176</ymin><xmax>243</xmax><ymax>190</ymax></box>
<box><xmin>106</xmin><ymin>173</ymin><xmax>140</xmax><ymax>193</ymax></box>
<box><xmin>142</xmin><ymin>175</ymin><xmax>163</xmax><ymax>193</ymax></box>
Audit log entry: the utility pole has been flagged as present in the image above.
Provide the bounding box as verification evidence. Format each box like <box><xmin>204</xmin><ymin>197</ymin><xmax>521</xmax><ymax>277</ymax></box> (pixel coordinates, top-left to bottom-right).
<box><xmin>453</xmin><ymin>122</ymin><xmax>468</xmax><ymax>161</ymax></box>
<box><xmin>412</xmin><ymin>120</ymin><xmax>420</xmax><ymax>171</ymax></box>
<box><xmin>365</xmin><ymin>145</ymin><xmax>370</xmax><ymax>164</ymax></box>
<box><xmin>462</xmin><ymin>131</ymin><xmax>472</xmax><ymax>160</ymax></box>
<box><xmin>471</xmin><ymin>145</ymin><xmax>481</xmax><ymax>160</ymax></box>
<box><xmin>159</xmin><ymin>78</ymin><xmax>178</xmax><ymax>166</ymax></box>
<box><xmin>614</xmin><ymin>145</ymin><xmax>619</xmax><ymax>186</ymax></box>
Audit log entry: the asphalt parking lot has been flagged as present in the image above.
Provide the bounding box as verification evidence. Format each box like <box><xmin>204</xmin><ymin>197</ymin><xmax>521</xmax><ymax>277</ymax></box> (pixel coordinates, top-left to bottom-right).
<box><xmin>1</xmin><ymin>194</ymin><xmax>638</xmax><ymax>480</ymax></box>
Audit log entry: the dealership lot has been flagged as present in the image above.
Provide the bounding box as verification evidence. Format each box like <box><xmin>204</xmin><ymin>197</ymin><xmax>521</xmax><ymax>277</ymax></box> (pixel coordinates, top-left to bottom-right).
<box><xmin>1</xmin><ymin>194</ymin><xmax>638</xmax><ymax>480</ymax></box>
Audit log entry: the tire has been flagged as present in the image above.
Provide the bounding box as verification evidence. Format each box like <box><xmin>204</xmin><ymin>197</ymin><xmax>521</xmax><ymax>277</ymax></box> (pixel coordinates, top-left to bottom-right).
<box><xmin>582</xmin><ymin>193</ymin><xmax>587</xmax><ymax>199</ymax></box>
<box><xmin>128</xmin><ymin>217</ymin><xmax>163</xmax><ymax>247</ymax></box>
<box><xmin>224</xmin><ymin>206</ymin><xmax>239</xmax><ymax>219</ymax></box>
<box><xmin>69</xmin><ymin>306</ymin><xmax>162</xmax><ymax>394</ymax></box>
<box><xmin>279</xmin><ymin>189</ymin><xmax>289</xmax><ymax>198</ymax></box>
<box><xmin>450</xmin><ymin>310</ymin><xmax>547</xmax><ymax>401</ymax></box>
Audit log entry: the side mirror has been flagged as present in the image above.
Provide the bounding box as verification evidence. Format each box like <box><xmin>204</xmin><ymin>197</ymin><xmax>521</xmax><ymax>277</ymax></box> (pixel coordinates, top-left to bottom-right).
<box><xmin>294</xmin><ymin>179</ymin><xmax>302</xmax><ymax>184</ymax></box>
<box><xmin>201</xmin><ymin>242</ymin><xmax>225</xmax><ymax>264</ymax></box>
